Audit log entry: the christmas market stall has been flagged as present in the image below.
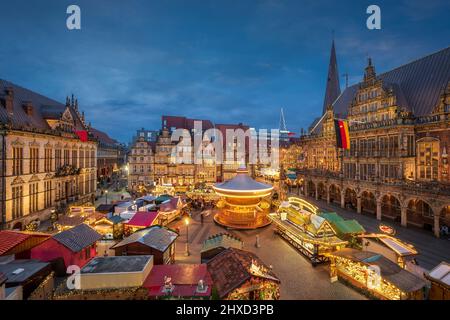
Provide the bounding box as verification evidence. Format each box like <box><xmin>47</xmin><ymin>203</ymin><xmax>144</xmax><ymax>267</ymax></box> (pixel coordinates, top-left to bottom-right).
<box><xmin>201</xmin><ymin>233</ymin><xmax>244</xmax><ymax>263</ymax></box>
<box><xmin>111</xmin><ymin>226</ymin><xmax>178</xmax><ymax>264</ymax></box>
<box><xmin>158</xmin><ymin>196</ymin><xmax>186</xmax><ymax>226</ymax></box>
<box><xmin>326</xmin><ymin>248</ymin><xmax>427</xmax><ymax>300</ymax></box>
<box><xmin>269</xmin><ymin>198</ymin><xmax>347</xmax><ymax>265</ymax></box>
<box><xmin>0</xmin><ymin>230</ymin><xmax>50</xmax><ymax>259</ymax></box>
<box><xmin>424</xmin><ymin>262</ymin><xmax>450</xmax><ymax>300</ymax></box>
<box><xmin>207</xmin><ymin>248</ymin><xmax>280</xmax><ymax>300</ymax></box>
<box><xmin>144</xmin><ymin>264</ymin><xmax>213</xmax><ymax>300</ymax></box>
<box><xmin>93</xmin><ymin>215</ymin><xmax>125</xmax><ymax>240</ymax></box>
<box><xmin>124</xmin><ymin>211</ymin><xmax>160</xmax><ymax>235</ymax></box>
<box><xmin>53</xmin><ymin>256</ymin><xmax>153</xmax><ymax>300</ymax></box>
<box><xmin>31</xmin><ymin>224</ymin><xmax>102</xmax><ymax>269</ymax></box>
<box><xmin>318</xmin><ymin>212</ymin><xmax>365</xmax><ymax>240</ymax></box>
<box><xmin>0</xmin><ymin>259</ymin><xmax>53</xmax><ymax>300</ymax></box>
<box><xmin>358</xmin><ymin>234</ymin><xmax>418</xmax><ymax>268</ymax></box>
<box><xmin>213</xmin><ymin>166</ymin><xmax>274</xmax><ymax>229</ymax></box>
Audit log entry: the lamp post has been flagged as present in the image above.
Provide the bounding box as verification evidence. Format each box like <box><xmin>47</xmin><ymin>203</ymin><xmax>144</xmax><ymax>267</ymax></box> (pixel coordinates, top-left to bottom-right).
<box><xmin>105</xmin><ymin>190</ymin><xmax>108</xmax><ymax>205</ymax></box>
<box><xmin>184</xmin><ymin>217</ymin><xmax>190</xmax><ymax>256</ymax></box>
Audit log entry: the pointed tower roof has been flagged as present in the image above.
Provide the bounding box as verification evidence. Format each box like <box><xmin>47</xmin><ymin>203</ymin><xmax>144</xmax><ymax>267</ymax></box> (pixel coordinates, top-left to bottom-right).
<box><xmin>322</xmin><ymin>40</ymin><xmax>341</xmax><ymax>114</ymax></box>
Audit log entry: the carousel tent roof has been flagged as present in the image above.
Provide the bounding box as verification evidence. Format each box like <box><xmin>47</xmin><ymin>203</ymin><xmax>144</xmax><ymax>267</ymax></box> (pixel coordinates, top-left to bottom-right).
<box><xmin>213</xmin><ymin>167</ymin><xmax>273</xmax><ymax>192</ymax></box>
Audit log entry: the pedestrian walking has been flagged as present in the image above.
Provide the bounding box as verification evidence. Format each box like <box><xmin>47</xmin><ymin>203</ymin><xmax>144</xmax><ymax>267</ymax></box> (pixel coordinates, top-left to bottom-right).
<box><xmin>255</xmin><ymin>235</ymin><xmax>260</xmax><ymax>248</ymax></box>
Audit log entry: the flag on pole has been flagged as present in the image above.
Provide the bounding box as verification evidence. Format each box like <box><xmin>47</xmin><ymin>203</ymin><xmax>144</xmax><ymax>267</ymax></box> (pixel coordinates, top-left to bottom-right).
<box><xmin>75</xmin><ymin>130</ymin><xmax>88</xmax><ymax>142</ymax></box>
<box><xmin>334</xmin><ymin>119</ymin><xmax>350</xmax><ymax>150</ymax></box>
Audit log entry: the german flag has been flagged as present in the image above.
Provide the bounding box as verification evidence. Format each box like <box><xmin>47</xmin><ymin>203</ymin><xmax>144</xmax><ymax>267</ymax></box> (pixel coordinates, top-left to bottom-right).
<box><xmin>334</xmin><ymin>119</ymin><xmax>350</xmax><ymax>150</ymax></box>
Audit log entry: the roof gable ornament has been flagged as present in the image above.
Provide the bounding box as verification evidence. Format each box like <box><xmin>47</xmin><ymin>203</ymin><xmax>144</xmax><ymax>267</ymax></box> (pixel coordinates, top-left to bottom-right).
<box><xmin>364</xmin><ymin>57</ymin><xmax>376</xmax><ymax>82</ymax></box>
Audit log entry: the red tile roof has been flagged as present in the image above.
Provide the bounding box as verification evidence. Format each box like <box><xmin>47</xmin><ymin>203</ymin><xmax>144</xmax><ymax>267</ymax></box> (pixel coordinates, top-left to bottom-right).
<box><xmin>144</xmin><ymin>264</ymin><xmax>212</xmax><ymax>297</ymax></box>
<box><xmin>125</xmin><ymin>211</ymin><xmax>159</xmax><ymax>228</ymax></box>
<box><xmin>0</xmin><ymin>231</ymin><xmax>50</xmax><ymax>256</ymax></box>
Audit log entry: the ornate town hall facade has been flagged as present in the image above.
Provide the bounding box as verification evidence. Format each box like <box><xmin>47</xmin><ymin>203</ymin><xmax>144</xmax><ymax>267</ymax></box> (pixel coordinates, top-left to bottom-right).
<box><xmin>0</xmin><ymin>80</ymin><xmax>97</xmax><ymax>230</ymax></box>
<box><xmin>289</xmin><ymin>43</ymin><xmax>450</xmax><ymax>237</ymax></box>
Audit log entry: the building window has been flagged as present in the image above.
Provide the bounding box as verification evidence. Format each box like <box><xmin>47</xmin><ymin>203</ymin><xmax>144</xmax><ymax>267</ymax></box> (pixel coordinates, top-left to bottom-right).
<box><xmin>44</xmin><ymin>181</ymin><xmax>52</xmax><ymax>207</ymax></box>
<box><xmin>90</xmin><ymin>150</ymin><xmax>95</xmax><ymax>167</ymax></box>
<box><xmin>12</xmin><ymin>186</ymin><xmax>23</xmax><ymax>219</ymax></box>
<box><xmin>12</xmin><ymin>147</ymin><xmax>23</xmax><ymax>175</ymax></box>
<box><xmin>29</xmin><ymin>182</ymin><xmax>39</xmax><ymax>213</ymax></box>
<box><xmin>44</xmin><ymin>148</ymin><xmax>52</xmax><ymax>172</ymax></box>
<box><xmin>417</xmin><ymin>139</ymin><xmax>439</xmax><ymax>181</ymax></box>
<box><xmin>64</xmin><ymin>149</ymin><xmax>70</xmax><ymax>165</ymax></box>
<box><xmin>72</xmin><ymin>150</ymin><xmax>78</xmax><ymax>167</ymax></box>
<box><xmin>55</xmin><ymin>149</ymin><xmax>62</xmax><ymax>169</ymax></box>
<box><xmin>406</xmin><ymin>135</ymin><xmax>415</xmax><ymax>157</ymax></box>
<box><xmin>29</xmin><ymin>147</ymin><xmax>39</xmax><ymax>174</ymax></box>
<box><xmin>79</xmin><ymin>150</ymin><xmax>84</xmax><ymax>168</ymax></box>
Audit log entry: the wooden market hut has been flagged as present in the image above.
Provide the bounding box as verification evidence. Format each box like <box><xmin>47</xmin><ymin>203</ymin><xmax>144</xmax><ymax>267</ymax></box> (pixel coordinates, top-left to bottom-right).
<box><xmin>31</xmin><ymin>224</ymin><xmax>102</xmax><ymax>269</ymax></box>
<box><xmin>93</xmin><ymin>215</ymin><xmax>125</xmax><ymax>239</ymax></box>
<box><xmin>326</xmin><ymin>248</ymin><xmax>427</xmax><ymax>300</ymax></box>
<box><xmin>111</xmin><ymin>226</ymin><xmax>178</xmax><ymax>264</ymax></box>
<box><xmin>207</xmin><ymin>248</ymin><xmax>280</xmax><ymax>300</ymax></box>
<box><xmin>124</xmin><ymin>211</ymin><xmax>160</xmax><ymax>234</ymax></box>
<box><xmin>201</xmin><ymin>233</ymin><xmax>244</xmax><ymax>263</ymax></box>
<box><xmin>424</xmin><ymin>262</ymin><xmax>450</xmax><ymax>300</ymax></box>
<box><xmin>0</xmin><ymin>231</ymin><xmax>50</xmax><ymax>259</ymax></box>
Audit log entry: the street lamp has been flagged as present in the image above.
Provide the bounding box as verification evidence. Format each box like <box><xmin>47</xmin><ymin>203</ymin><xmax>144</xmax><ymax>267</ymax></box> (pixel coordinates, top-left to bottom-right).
<box><xmin>105</xmin><ymin>190</ymin><xmax>108</xmax><ymax>205</ymax></box>
<box><xmin>184</xmin><ymin>217</ymin><xmax>190</xmax><ymax>256</ymax></box>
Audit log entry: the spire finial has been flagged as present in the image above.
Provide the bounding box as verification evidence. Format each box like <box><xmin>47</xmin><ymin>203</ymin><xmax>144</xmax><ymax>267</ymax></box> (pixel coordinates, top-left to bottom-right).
<box><xmin>322</xmin><ymin>39</ymin><xmax>341</xmax><ymax>114</ymax></box>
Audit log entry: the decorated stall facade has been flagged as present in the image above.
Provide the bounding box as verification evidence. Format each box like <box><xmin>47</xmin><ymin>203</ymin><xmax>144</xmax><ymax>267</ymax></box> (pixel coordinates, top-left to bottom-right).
<box><xmin>269</xmin><ymin>197</ymin><xmax>347</xmax><ymax>265</ymax></box>
<box><xmin>326</xmin><ymin>248</ymin><xmax>427</xmax><ymax>300</ymax></box>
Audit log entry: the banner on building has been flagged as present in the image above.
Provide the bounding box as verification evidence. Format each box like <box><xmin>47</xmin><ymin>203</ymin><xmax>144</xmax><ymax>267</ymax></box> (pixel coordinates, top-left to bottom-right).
<box><xmin>334</xmin><ymin>119</ymin><xmax>350</xmax><ymax>150</ymax></box>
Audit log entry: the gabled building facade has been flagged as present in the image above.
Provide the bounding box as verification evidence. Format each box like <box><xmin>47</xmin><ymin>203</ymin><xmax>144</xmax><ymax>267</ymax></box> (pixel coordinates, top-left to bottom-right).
<box><xmin>290</xmin><ymin>44</ymin><xmax>450</xmax><ymax>237</ymax></box>
<box><xmin>0</xmin><ymin>80</ymin><xmax>98</xmax><ymax>230</ymax></box>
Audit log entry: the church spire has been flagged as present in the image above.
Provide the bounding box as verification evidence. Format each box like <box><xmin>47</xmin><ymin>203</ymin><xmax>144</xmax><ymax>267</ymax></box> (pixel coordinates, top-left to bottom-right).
<box><xmin>322</xmin><ymin>39</ymin><xmax>341</xmax><ymax>114</ymax></box>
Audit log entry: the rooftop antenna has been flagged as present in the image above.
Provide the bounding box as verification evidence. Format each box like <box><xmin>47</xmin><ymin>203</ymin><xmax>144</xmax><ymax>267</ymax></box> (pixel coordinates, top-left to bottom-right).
<box><xmin>279</xmin><ymin>107</ymin><xmax>289</xmax><ymax>141</ymax></box>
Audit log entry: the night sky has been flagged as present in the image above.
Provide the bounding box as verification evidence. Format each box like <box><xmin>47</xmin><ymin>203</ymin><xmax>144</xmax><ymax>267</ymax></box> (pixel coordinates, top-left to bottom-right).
<box><xmin>1</xmin><ymin>0</ymin><xmax>449</xmax><ymax>143</ymax></box>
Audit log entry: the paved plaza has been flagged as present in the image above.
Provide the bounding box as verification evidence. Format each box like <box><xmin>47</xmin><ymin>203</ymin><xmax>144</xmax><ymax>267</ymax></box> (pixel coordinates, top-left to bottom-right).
<box><xmin>171</xmin><ymin>208</ymin><xmax>365</xmax><ymax>300</ymax></box>
<box><xmin>169</xmin><ymin>191</ymin><xmax>450</xmax><ymax>299</ymax></box>
<box><xmin>292</xmin><ymin>194</ymin><xmax>450</xmax><ymax>270</ymax></box>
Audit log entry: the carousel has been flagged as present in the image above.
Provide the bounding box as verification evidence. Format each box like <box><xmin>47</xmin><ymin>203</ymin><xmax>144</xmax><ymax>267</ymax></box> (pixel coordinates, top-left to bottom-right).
<box><xmin>213</xmin><ymin>166</ymin><xmax>274</xmax><ymax>229</ymax></box>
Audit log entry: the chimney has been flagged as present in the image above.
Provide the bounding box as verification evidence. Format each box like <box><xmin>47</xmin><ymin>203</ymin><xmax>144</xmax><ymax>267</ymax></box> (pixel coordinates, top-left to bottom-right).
<box><xmin>22</xmin><ymin>101</ymin><xmax>33</xmax><ymax>116</ymax></box>
<box><xmin>5</xmin><ymin>87</ymin><xmax>14</xmax><ymax>114</ymax></box>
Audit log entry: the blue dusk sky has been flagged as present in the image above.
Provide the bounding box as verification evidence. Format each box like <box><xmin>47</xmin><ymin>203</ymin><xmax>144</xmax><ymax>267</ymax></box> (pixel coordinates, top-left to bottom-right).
<box><xmin>0</xmin><ymin>0</ymin><xmax>449</xmax><ymax>143</ymax></box>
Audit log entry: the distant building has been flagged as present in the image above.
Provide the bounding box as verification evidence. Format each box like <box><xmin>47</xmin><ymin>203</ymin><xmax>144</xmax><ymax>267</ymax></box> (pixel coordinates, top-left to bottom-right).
<box><xmin>90</xmin><ymin>127</ymin><xmax>126</xmax><ymax>185</ymax></box>
<box><xmin>131</xmin><ymin>128</ymin><xmax>159</xmax><ymax>144</ymax></box>
<box><xmin>0</xmin><ymin>80</ymin><xmax>97</xmax><ymax>230</ymax></box>
<box><xmin>127</xmin><ymin>136</ymin><xmax>155</xmax><ymax>192</ymax></box>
